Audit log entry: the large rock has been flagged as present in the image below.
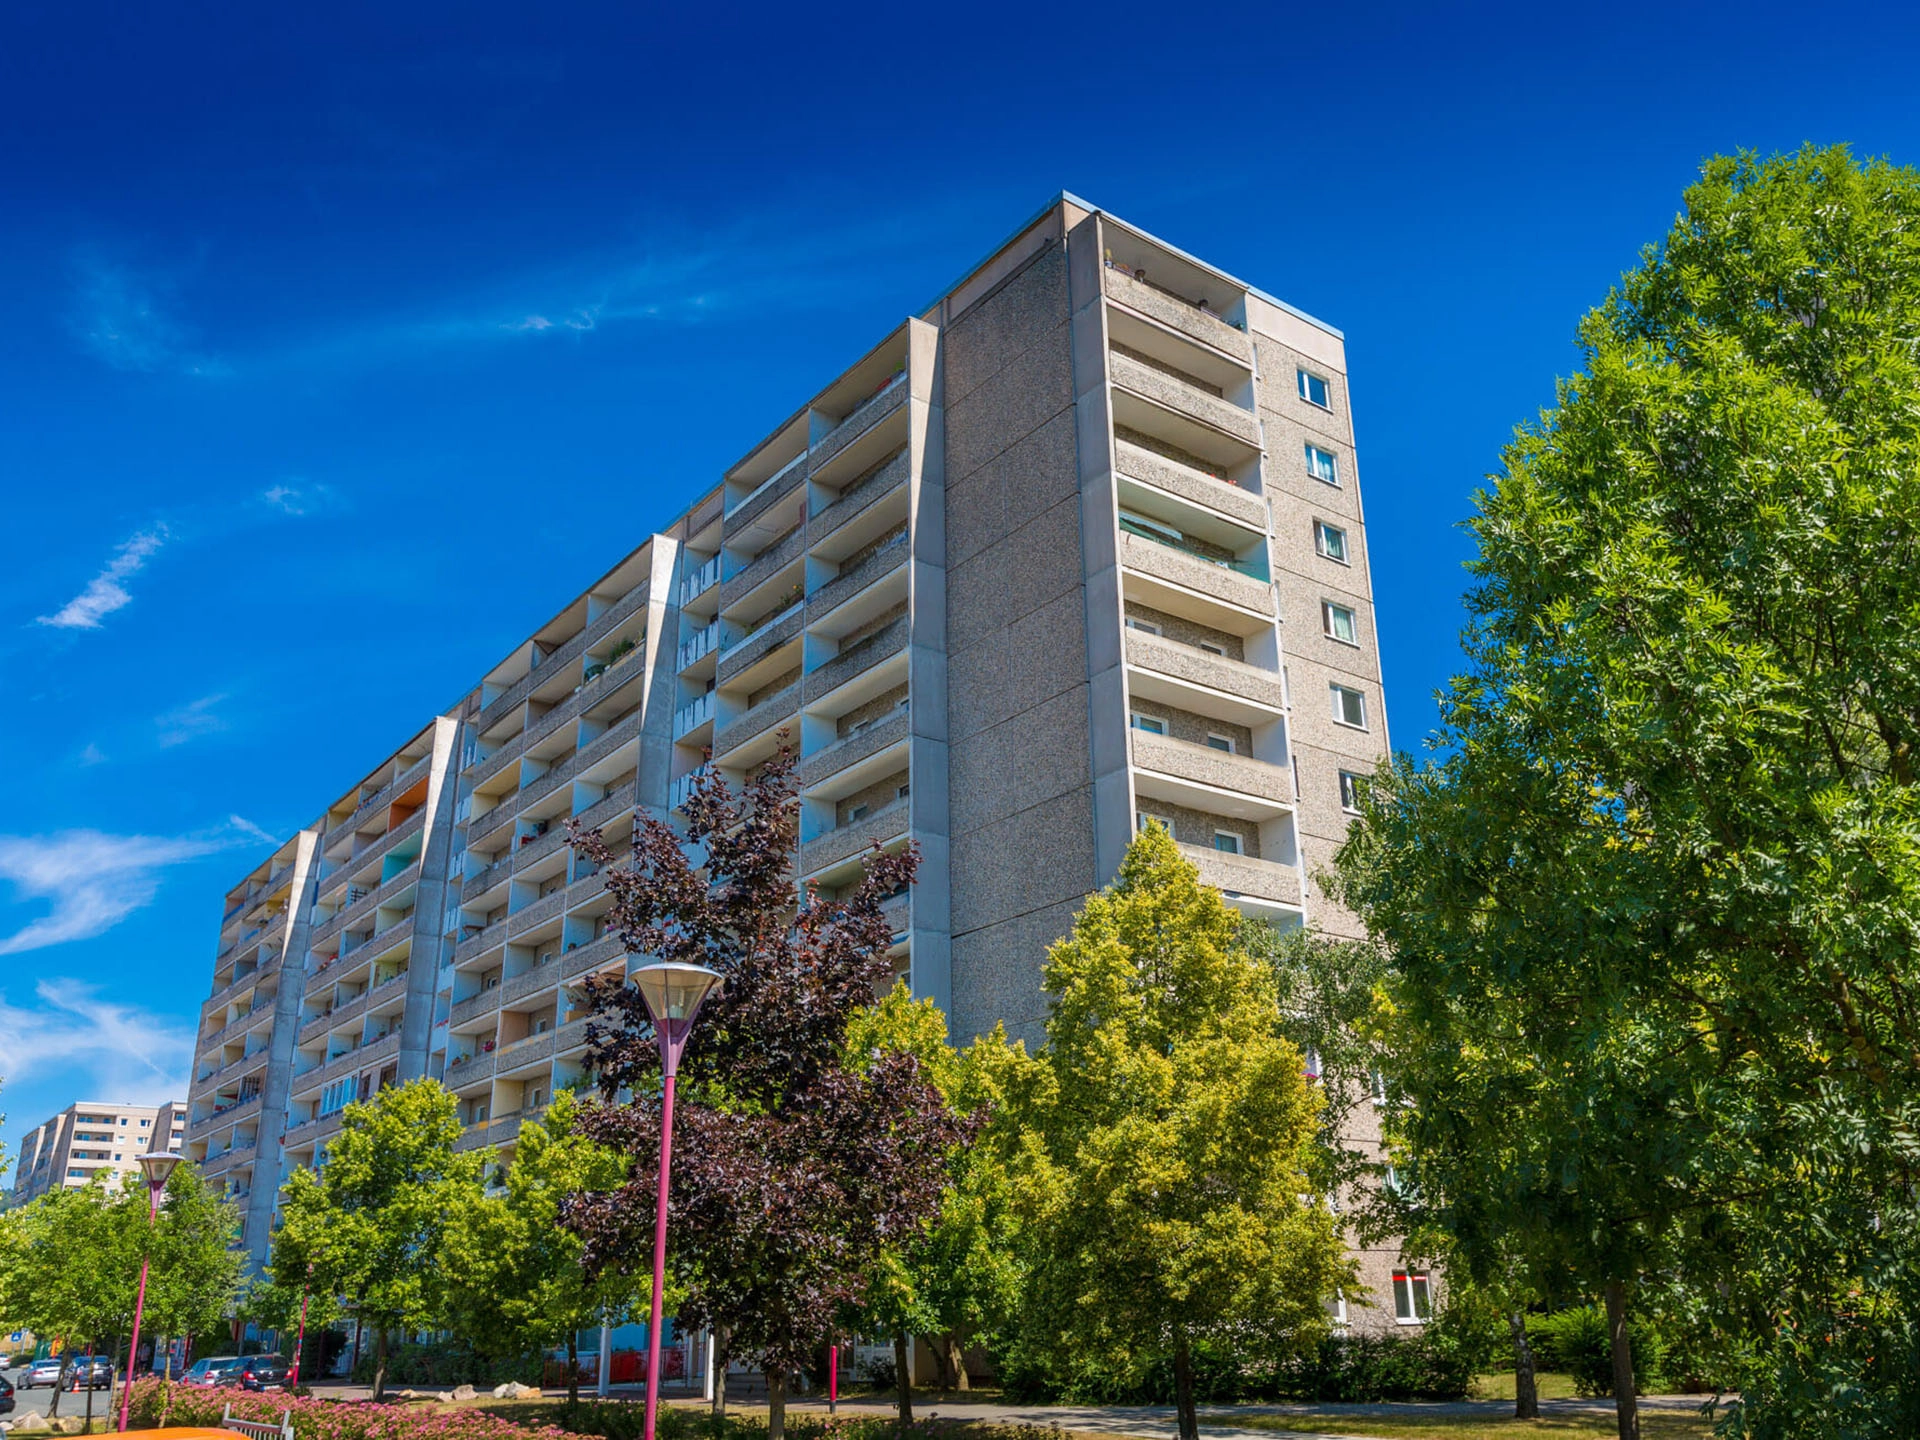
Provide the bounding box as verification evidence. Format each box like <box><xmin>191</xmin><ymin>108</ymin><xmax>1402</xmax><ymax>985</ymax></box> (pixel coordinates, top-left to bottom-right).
<box><xmin>491</xmin><ymin>1381</ymin><xmax>537</xmax><ymax>1399</ymax></box>
<box><xmin>7</xmin><ymin>1413</ymin><xmax>48</xmax><ymax>1434</ymax></box>
<box><xmin>450</xmin><ymin>1384</ymin><xmax>477</xmax><ymax>1402</ymax></box>
<box><xmin>53</xmin><ymin>1420</ymin><xmax>87</xmax><ymax>1436</ymax></box>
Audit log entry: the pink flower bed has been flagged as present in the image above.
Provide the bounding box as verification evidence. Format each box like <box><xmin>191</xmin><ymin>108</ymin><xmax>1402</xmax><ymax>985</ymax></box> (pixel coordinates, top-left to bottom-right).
<box><xmin>123</xmin><ymin>1378</ymin><xmax>576</xmax><ymax>1440</ymax></box>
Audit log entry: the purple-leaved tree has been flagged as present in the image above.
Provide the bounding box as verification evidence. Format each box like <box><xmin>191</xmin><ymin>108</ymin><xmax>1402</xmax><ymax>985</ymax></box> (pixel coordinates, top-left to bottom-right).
<box><xmin>563</xmin><ymin>744</ymin><xmax>970</xmax><ymax>1440</ymax></box>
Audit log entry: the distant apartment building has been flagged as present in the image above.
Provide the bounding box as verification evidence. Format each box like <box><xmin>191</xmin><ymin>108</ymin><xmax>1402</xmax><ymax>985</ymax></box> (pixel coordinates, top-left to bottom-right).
<box><xmin>187</xmin><ymin>194</ymin><xmax>1405</xmax><ymax>1319</ymax></box>
<box><xmin>8</xmin><ymin>1100</ymin><xmax>187</xmax><ymax>1207</ymax></box>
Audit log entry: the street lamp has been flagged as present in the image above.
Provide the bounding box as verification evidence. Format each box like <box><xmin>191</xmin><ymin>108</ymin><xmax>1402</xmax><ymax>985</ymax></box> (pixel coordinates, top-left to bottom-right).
<box><xmin>630</xmin><ymin>960</ymin><xmax>723</xmax><ymax>1440</ymax></box>
<box><xmin>118</xmin><ymin>1150</ymin><xmax>181</xmax><ymax>1432</ymax></box>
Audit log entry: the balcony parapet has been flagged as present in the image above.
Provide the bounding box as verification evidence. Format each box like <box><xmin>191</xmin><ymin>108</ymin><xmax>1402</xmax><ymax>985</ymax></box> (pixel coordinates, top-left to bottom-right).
<box><xmin>806</xmin><ymin>529</ymin><xmax>908</xmax><ymax>620</ymax></box>
<box><xmin>507</xmin><ymin>887</ymin><xmax>569</xmax><ymax>940</ymax></box>
<box><xmin>798</xmin><ymin>711</ymin><xmax>910</xmax><ymax>790</ymax></box>
<box><xmin>444</xmin><ymin>1049</ymin><xmax>499</xmax><ymax>1088</ymax></box>
<box><xmin>449</xmin><ymin>988</ymin><xmax>502</xmax><ymax>1027</ymax></box>
<box><xmin>713</xmin><ymin>682</ymin><xmax>800</xmax><ymax>759</ymax></box>
<box><xmin>1123</xmin><ymin>630</ymin><xmax>1285</xmax><ymax>710</ymax></box>
<box><xmin>1114</xmin><ymin>439</ymin><xmax>1266</xmax><ymax>531</ymax></box>
<box><xmin>717</xmin><ymin>603</ymin><xmax>803</xmax><ymax>686</ymax></box>
<box><xmin>473</xmin><ymin>621</ymin><xmax>599</xmax><ymax>737</ymax></box>
<box><xmin>326</xmin><ymin>809</ymin><xmax>428</xmax><ymax>891</ymax></box>
<box><xmin>804</xmin><ymin>615</ymin><xmax>909</xmax><ymax>704</ymax></box>
<box><xmin>800</xmin><ymin>798</ymin><xmax>911</xmax><ymax>876</ymax></box>
<box><xmin>1118</xmin><ymin>531</ymin><xmax>1275</xmax><ymax>616</ymax></box>
<box><xmin>1109</xmin><ymin>352</ymin><xmax>1260</xmax><ymax>447</ymax></box>
<box><xmin>564</xmin><ymin>933</ymin><xmax>625</xmax><ymax>980</ymax></box>
<box><xmin>313</xmin><ymin>862</ymin><xmax>419</xmax><ymax>946</ymax></box>
<box><xmin>813</xmin><ymin>371</ymin><xmax>907</xmax><ymax>469</ymax></box>
<box><xmin>453</xmin><ymin>914</ymin><xmax>511</xmax><ymax>967</ymax></box>
<box><xmin>503</xmin><ymin>958</ymin><xmax>561</xmax><ymax>1005</ymax></box>
<box><xmin>1177</xmin><ymin>841</ymin><xmax>1302</xmax><ymax>910</ymax></box>
<box><xmin>1102</xmin><ymin>266</ymin><xmax>1253</xmax><ymax>363</ymax></box>
<box><xmin>552</xmin><ymin>1016</ymin><xmax>593</xmax><ymax>1055</ymax></box>
<box><xmin>462</xmin><ymin>854</ymin><xmax>515</xmax><ymax>904</ymax></box>
<box><xmin>811</xmin><ymin>447</ymin><xmax>908</xmax><ymax>543</ymax></box>
<box><xmin>720</xmin><ymin>523</ymin><xmax>806</xmax><ymax>611</ymax></box>
<box><xmin>725</xmin><ymin>451</ymin><xmax>808</xmax><ymax>540</ymax></box>
<box><xmin>1129</xmin><ymin>730</ymin><xmax>1292</xmax><ymax>809</ymax></box>
<box><xmin>495</xmin><ymin>1029</ymin><xmax>556</xmax><ymax>1072</ymax></box>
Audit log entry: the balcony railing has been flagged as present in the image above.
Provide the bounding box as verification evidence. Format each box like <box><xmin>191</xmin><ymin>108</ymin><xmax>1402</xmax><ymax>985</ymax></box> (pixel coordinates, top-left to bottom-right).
<box><xmin>677</xmin><ymin>621</ymin><xmax>719</xmax><ymax>671</ymax></box>
<box><xmin>1117</xmin><ymin>514</ymin><xmax>1265</xmax><ymax>579</ymax></box>
<box><xmin>674</xmin><ymin>691</ymin><xmax>714</xmax><ymax>738</ymax></box>
<box><xmin>679</xmin><ymin>553</ymin><xmax>722</xmax><ymax>606</ymax></box>
<box><xmin>670</xmin><ymin>765</ymin><xmax>711</xmax><ymax>811</ymax></box>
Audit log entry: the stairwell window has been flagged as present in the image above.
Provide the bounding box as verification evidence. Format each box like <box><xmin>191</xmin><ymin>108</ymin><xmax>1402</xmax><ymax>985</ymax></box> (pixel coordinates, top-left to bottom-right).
<box><xmin>1297</xmin><ymin>369</ymin><xmax>1332</xmax><ymax>409</ymax></box>
<box><xmin>1205</xmin><ymin>733</ymin><xmax>1236</xmax><ymax>753</ymax></box>
<box><xmin>1314</xmin><ymin>519</ymin><xmax>1349</xmax><ymax>563</ymax></box>
<box><xmin>1392</xmin><ymin>1271</ymin><xmax>1433</xmax><ymax>1324</ymax></box>
<box><xmin>1331</xmin><ymin>683</ymin><xmax>1368</xmax><ymax>730</ymax></box>
<box><xmin>1323</xmin><ymin>601</ymin><xmax>1359</xmax><ymax>645</ymax></box>
<box><xmin>1305</xmin><ymin>444</ymin><xmax>1340</xmax><ymax>486</ymax></box>
<box><xmin>1212</xmin><ymin>831</ymin><xmax>1243</xmax><ymax>854</ymax></box>
<box><xmin>1130</xmin><ymin>712</ymin><xmax>1167</xmax><ymax>736</ymax></box>
<box><xmin>1124</xmin><ymin>617</ymin><xmax>1162</xmax><ymax>636</ymax></box>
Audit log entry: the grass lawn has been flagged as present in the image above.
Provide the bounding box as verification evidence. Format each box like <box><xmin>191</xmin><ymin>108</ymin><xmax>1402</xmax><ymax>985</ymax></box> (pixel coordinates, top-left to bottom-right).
<box><xmin>1468</xmin><ymin>1373</ymin><xmax>1585</xmax><ymax>1402</ymax></box>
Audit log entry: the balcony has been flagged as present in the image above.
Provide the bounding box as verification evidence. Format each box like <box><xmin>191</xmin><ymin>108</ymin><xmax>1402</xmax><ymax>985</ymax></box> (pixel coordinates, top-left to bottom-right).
<box><xmin>496</xmin><ymin>1029</ymin><xmax>557</xmax><ymax>1072</ymax></box>
<box><xmin>811</xmin><ymin>447</ymin><xmax>909</xmax><ymax>547</ymax></box>
<box><xmin>725</xmin><ymin>450</ymin><xmax>808</xmax><ymax>537</ymax></box>
<box><xmin>324</xmin><ymin>754</ymin><xmax>434</xmax><ymax>850</ymax></box>
<box><xmin>1129</xmin><ymin>729</ymin><xmax>1292</xmax><ymax>818</ymax></box>
<box><xmin>503</xmin><ymin>958</ymin><xmax>561</xmax><ymax>1004</ymax></box>
<box><xmin>804</xmin><ymin>614</ymin><xmax>909</xmax><ymax>703</ymax></box>
<box><xmin>713</xmin><ymin>679</ymin><xmax>801</xmax><ymax>759</ymax></box>
<box><xmin>1113</xmin><ymin>438</ymin><xmax>1265</xmax><ymax>531</ymax></box>
<box><xmin>1123</xmin><ymin>629</ymin><xmax>1285</xmax><ymax>718</ymax></box>
<box><xmin>564</xmin><ymin>932</ymin><xmax>626</xmax><ymax>980</ymax></box>
<box><xmin>1102</xmin><ymin>265</ymin><xmax>1252</xmax><ymax>362</ymax></box>
<box><xmin>507</xmin><ymin>886</ymin><xmax>570</xmax><ymax>939</ymax></box>
<box><xmin>444</xmin><ymin>1048</ymin><xmax>499</xmax><ymax>1088</ymax></box>
<box><xmin>674</xmin><ymin>690</ymin><xmax>714</xmax><ymax>739</ymax></box>
<box><xmin>1109</xmin><ymin>352</ymin><xmax>1259</xmax><ymax>448</ymax></box>
<box><xmin>797</xmin><ymin>710</ymin><xmax>910</xmax><ymax>790</ymax></box>
<box><xmin>474</xmin><ymin>625</ymin><xmax>596</xmax><ymax>737</ymax></box>
<box><xmin>1118</xmin><ymin>530</ymin><xmax>1274</xmax><ymax>619</ymax></box>
<box><xmin>1178</xmin><ymin>841</ymin><xmax>1303</xmax><ymax>915</ymax></box>
<box><xmin>717</xmin><ymin>601</ymin><xmax>803</xmax><ymax>685</ymax></box>
<box><xmin>678</xmin><ymin>621</ymin><xmax>719</xmax><ymax>671</ymax></box>
<box><xmin>720</xmin><ymin>524</ymin><xmax>806</xmax><ymax>613</ymax></box>
<box><xmin>450</xmin><ymin>988</ymin><xmax>502</xmax><ymax>1026</ymax></box>
<box><xmin>813</xmin><ymin>370</ymin><xmax>907</xmax><ymax>468</ymax></box>
<box><xmin>462</xmin><ymin>853</ymin><xmax>515</xmax><ymax>904</ymax></box>
<box><xmin>807</xmin><ymin>530</ymin><xmax>908</xmax><ymax>620</ymax></box>
<box><xmin>800</xmin><ymin>797</ymin><xmax>911</xmax><ymax>877</ymax></box>
<box><xmin>679</xmin><ymin>553</ymin><xmax>722</xmax><ymax>607</ymax></box>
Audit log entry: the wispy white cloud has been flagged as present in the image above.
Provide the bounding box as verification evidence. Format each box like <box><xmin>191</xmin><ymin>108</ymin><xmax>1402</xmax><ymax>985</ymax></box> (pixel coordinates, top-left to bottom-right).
<box><xmin>69</xmin><ymin>259</ymin><xmax>227</xmax><ymax>377</ymax></box>
<box><xmin>155</xmin><ymin>693</ymin><xmax>230</xmax><ymax>748</ymax></box>
<box><xmin>0</xmin><ymin>982</ymin><xmax>192</xmax><ymax>1105</ymax></box>
<box><xmin>261</xmin><ymin>481</ymin><xmax>345</xmax><ymax>517</ymax></box>
<box><xmin>78</xmin><ymin>743</ymin><xmax>107</xmax><ymax>767</ymax></box>
<box><xmin>36</xmin><ymin>527</ymin><xmax>169</xmax><ymax>630</ymax></box>
<box><xmin>0</xmin><ymin>822</ymin><xmax>261</xmax><ymax>955</ymax></box>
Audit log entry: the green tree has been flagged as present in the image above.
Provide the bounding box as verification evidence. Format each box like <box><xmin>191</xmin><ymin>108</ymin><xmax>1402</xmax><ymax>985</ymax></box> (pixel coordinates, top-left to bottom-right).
<box><xmin>270</xmin><ymin>1078</ymin><xmax>484</xmax><ymax>1400</ymax></box>
<box><xmin>141</xmin><ymin>1164</ymin><xmax>246</xmax><ymax>1370</ymax></box>
<box><xmin>843</xmin><ymin>985</ymin><xmax>1026</xmax><ymax>1424</ymax></box>
<box><xmin>1333</xmin><ymin>145</ymin><xmax>1920</xmax><ymax>1440</ymax></box>
<box><xmin>440</xmin><ymin>1091</ymin><xmax>635</xmax><ymax>1408</ymax></box>
<box><xmin>1001</xmin><ymin>824</ymin><xmax>1350</xmax><ymax>1440</ymax></box>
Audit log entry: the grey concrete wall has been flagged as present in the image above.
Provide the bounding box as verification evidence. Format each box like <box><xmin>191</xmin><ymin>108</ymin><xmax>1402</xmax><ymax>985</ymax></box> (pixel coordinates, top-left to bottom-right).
<box><xmin>399</xmin><ymin>716</ymin><xmax>464</xmax><ymax>1075</ymax></box>
<box><xmin>244</xmin><ymin>829</ymin><xmax>320</xmax><ymax>1267</ymax></box>
<box><xmin>942</xmin><ymin>228</ymin><xmax>1093</xmax><ymax>1046</ymax></box>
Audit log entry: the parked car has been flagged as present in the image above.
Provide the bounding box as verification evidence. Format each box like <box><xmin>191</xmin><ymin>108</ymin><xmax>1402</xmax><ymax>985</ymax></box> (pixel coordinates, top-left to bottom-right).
<box><xmin>19</xmin><ymin>1357</ymin><xmax>65</xmax><ymax>1389</ymax></box>
<box><xmin>63</xmin><ymin>1356</ymin><xmax>114</xmax><ymax>1391</ymax></box>
<box><xmin>0</xmin><ymin>1372</ymin><xmax>16</xmax><ymax>1414</ymax></box>
<box><xmin>237</xmin><ymin>1356</ymin><xmax>289</xmax><ymax>1392</ymax></box>
<box><xmin>180</xmin><ymin>1356</ymin><xmax>248</xmax><ymax>1388</ymax></box>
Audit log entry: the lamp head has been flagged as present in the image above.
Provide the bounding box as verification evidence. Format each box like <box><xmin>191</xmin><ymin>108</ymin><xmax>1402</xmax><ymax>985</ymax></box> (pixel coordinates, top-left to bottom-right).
<box><xmin>138</xmin><ymin>1150</ymin><xmax>182</xmax><ymax>1190</ymax></box>
<box><xmin>628</xmin><ymin>961</ymin><xmax>724</xmax><ymax>1028</ymax></box>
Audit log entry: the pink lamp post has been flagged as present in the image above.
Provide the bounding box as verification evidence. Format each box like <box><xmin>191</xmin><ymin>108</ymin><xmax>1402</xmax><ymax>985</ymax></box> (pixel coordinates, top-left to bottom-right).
<box><xmin>631</xmin><ymin>961</ymin><xmax>723</xmax><ymax>1440</ymax></box>
<box><xmin>118</xmin><ymin>1149</ymin><xmax>182</xmax><ymax>1432</ymax></box>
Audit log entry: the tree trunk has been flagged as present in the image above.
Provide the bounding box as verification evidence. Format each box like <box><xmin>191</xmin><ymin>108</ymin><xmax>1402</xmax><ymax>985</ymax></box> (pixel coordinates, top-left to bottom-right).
<box><xmin>1509</xmin><ymin>1310</ymin><xmax>1539</xmax><ymax>1420</ymax></box>
<box><xmin>371</xmin><ymin>1326</ymin><xmax>390</xmax><ymax>1404</ymax></box>
<box><xmin>48</xmin><ymin>1357</ymin><xmax>64</xmax><ymax>1419</ymax></box>
<box><xmin>83</xmin><ymin>1340</ymin><xmax>97</xmax><ymax>1433</ymax></box>
<box><xmin>1172</xmin><ymin>1331</ymin><xmax>1199</xmax><ymax>1440</ymax></box>
<box><xmin>1604</xmin><ymin>1280</ymin><xmax>1640</xmax><ymax>1440</ymax></box>
<box><xmin>566</xmin><ymin>1332</ymin><xmax>579</xmax><ymax>1411</ymax></box>
<box><xmin>711</xmin><ymin>1327</ymin><xmax>728</xmax><ymax>1417</ymax></box>
<box><xmin>893</xmin><ymin>1332</ymin><xmax>914</xmax><ymax>1427</ymax></box>
<box><xmin>944</xmin><ymin>1333</ymin><xmax>969</xmax><ymax>1392</ymax></box>
<box><xmin>767</xmin><ymin>1367</ymin><xmax>787</xmax><ymax>1440</ymax></box>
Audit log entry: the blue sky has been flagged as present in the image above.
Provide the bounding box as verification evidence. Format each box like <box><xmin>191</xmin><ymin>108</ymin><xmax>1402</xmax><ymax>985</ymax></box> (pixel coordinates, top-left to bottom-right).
<box><xmin>3</xmin><ymin>0</ymin><xmax>1917</xmax><ymax>1164</ymax></box>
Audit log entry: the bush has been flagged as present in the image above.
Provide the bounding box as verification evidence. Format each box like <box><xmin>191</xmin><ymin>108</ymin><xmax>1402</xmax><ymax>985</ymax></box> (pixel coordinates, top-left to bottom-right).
<box><xmin>123</xmin><ymin>1379</ymin><xmax>575</xmax><ymax>1440</ymax></box>
<box><xmin>1276</xmin><ymin>1329</ymin><xmax>1479</xmax><ymax>1402</ymax></box>
<box><xmin>1528</xmin><ymin>1306</ymin><xmax>1666</xmax><ymax>1397</ymax></box>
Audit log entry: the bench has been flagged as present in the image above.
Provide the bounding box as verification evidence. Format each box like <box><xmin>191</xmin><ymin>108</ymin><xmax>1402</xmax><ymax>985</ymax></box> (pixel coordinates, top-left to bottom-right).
<box><xmin>219</xmin><ymin>1403</ymin><xmax>294</xmax><ymax>1440</ymax></box>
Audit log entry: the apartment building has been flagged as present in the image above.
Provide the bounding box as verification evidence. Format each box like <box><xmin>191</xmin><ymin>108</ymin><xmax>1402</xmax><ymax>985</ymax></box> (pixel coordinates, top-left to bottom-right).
<box><xmin>186</xmin><ymin>193</ymin><xmax>1398</xmax><ymax>1314</ymax></box>
<box><xmin>8</xmin><ymin>1100</ymin><xmax>187</xmax><ymax>1207</ymax></box>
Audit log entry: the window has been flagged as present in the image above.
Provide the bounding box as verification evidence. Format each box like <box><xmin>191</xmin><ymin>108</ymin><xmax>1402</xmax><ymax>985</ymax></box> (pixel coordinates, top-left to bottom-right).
<box><xmin>1322</xmin><ymin>601</ymin><xmax>1359</xmax><ymax>645</ymax></box>
<box><xmin>1298</xmin><ymin>368</ymin><xmax>1332</xmax><ymax>408</ymax></box>
<box><xmin>1124</xmin><ymin>617</ymin><xmax>1162</xmax><ymax>636</ymax></box>
<box><xmin>1198</xmin><ymin>641</ymin><xmax>1226</xmax><ymax>656</ymax></box>
<box><xmin>848</xmin><ymin>803</ymin><xmax>870</xmax><ymax>823</ymax></box>
<box><xmin>1328</xmin><ymin>1292</ymin><xmax>1349</xmax><ymax>1328</ymax></box>
<box><xmin>1205</xmin><ymin>733</ymin><xmax>1236</xmax><ymax>753</ymax></box>
<box><xmin>1136</xmin><ymin>812</ymin><xmax>1169</xmax><ymax>834</ymax></box>
<box><xmin>139</xmin><ymin>1118</ymin><xmax>150</xmax><ymax>1127</ymax></box>
<box><xmin>1331</xmin><ymin>684</ymin><xmax>1368</xmax><ymax>730</ymax></box>
<box><xmin>896</xmin><ymin>783</ymin><xmax>910</xmax><ymax>802</ymax></box>
<box><xmin>1339</xmin><ymin>770</ymin><xmax>1365</xmax><ymax>813</ymax></box>
<box><xmin>1302</xmin><ymin>1046</ymin><xmax>1322</xmax><ymax>1081</ymax></box>
<box><xmin>1370</xmin><ymin>1068</ymin><xmax>1390</xmax><ymax>1104</ymax></box>
<box><xmin>1305</xmin><ymin>444</ymin><xmax>1339</xmax><ymax>485</ymax></box>
<box><xmin>1212</xmin><ymin>831</ymin><xmax>1243</xmax><ymax>855</ymax></box>
<box><xmin>1314</xmin><ymin>519</ymin><xmax>1349</xmax><ymax>563</ymax></box>
<box><xmin>1130</xmin><ymin>712</ymin><xmax>1167</xmax><ymax>736</ymax></box>
<box><xmin>1392</xmin><ymin>1271</ymin><xmax>1433</xmax><ymax>1324</ymax></box>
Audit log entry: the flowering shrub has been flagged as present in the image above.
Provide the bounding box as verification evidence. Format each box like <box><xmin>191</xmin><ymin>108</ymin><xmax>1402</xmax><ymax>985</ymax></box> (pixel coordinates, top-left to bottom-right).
<box><xmin>123</xmin><ymin>1379</ymin><xmax>576</xmax><ymax>1440</ymax></box>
